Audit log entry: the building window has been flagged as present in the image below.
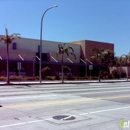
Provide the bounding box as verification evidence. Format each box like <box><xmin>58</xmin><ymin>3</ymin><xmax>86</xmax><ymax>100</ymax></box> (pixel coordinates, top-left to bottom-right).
<box><xmin>12</xmin><ymin>43</ymin><xmax>17</xmax><ymax>50</ymax></box>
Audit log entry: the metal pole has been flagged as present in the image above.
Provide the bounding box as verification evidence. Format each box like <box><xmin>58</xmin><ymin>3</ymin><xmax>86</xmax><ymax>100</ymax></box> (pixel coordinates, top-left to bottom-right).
<box><xmin>39</xmin><ymin>5</ymin><xmax>58</xmax><ymax>83</ymax></box>
<box><xmin>86</xmin><ymin>63</ymin><xmax>87</xmax><ymax>76</ymax></box>
<box><xmin>33</xmin><ymin>57</ymin><xmax>35</xmax><ymax>77</ymax></box>
<box><xmin>90</xmin><ymin>70</ymin><xmax>91</xmax><ymax>82</ymax></box>
<box><xmin>19</xmin><ymin>68</ymin><xmax>20</xmax><ymax>83</ymax></box>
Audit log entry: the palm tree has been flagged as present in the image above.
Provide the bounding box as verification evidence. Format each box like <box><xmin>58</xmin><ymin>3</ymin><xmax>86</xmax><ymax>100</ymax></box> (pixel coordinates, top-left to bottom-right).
<box><xmin>0</xmin><ymin>28</ymin><xmax>20</xmax><ymax>84</ymax></box>
<box><xmin>90</xmin><ymin>48</ymin><xmax>104</xmax><ymax>82</ymax></box>
<box><xmin>114</xmin><ymin>56</ymin><xmax>122</xmax><ymax>67</ymax></box>
<box><xmin>121</xmin><ymin>54</ymin><xmax>130</xmax><ymax>81</ymax></box>
<box><xmin>114</xmin><ymin>56</ymin><xmax>126</xmax><ymax>79</ymax></box>
<box><xmin>91</xmin><ymin>48</ymin><xmax>115</xmax><ymax>82</ymax></box>
<box><xmin>56</xmin><ymin>43</ymin><xmax>76</xmax><ymax>83</ymax></box>
<box><xmin>101</xmin><ymin>50</ymin><xmax>115</xmax><ymax>67</ymax></box>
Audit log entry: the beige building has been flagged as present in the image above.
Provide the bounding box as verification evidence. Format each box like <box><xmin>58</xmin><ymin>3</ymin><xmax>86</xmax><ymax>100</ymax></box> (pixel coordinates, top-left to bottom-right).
<box><xmin>0</xmin><ymin>36</ymin><xmax>114</xmax><ymax>76</ymax></box>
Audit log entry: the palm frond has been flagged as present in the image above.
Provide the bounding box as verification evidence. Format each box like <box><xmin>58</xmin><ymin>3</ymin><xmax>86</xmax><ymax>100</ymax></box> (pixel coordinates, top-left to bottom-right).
<box><xmin>64</xmin><ymin>48</ymin><xmax>69</xmax><ymax>53</ymax></box>
<box><xmin>66</xmin><ymin>52</ymin><xmax>69</xmax><ymax>57</ymax></box>
<box><xmin>67</xmin><ymin>46</ymin><xmax>74</xmax><ymax>52</ymax></box>
<box><xmin>5</xmin><ymin>28</ymin><xmax>8</xmax><ymax>36</ymax></box>
<box><xmin>58</xmin><ymin>44</ymin><xmax>62</xmax><ymax>48</ymax></box>
<box><xmin>56</xmin><ymin>43</ymin><xmax>76</xmax><ymax>61</ymax></box>
<box><xmin>58</xmin><ymin>44</ymin><xmax>64</xmax><ymax>53</ymax></box>
<box><xmin>0</xmin><ymin>37</ymin><xmax>4</xmax><ymax>41</ymax></box>
<box><xmin>63</xmin><ymin>43</ymin><xmax>66</xmax><ymax>48</ymax></box>
<box><xmin>70</xmin><ymin>52</ymin><xmax>76</xmax><ymax>59</ymax></box>
<box><xmin>56</xmin><ymin>51</ymin><xmax>59</xmax><ymax>57</ymax></box>
<box><xmin>121</xmin><ymin>54</ymin><xmax>127</xmax><ymax>57</ymax></box>
<box><xmin>10</xmin><ymin>33</ymin><xmax>20</xmax><ymax>39</ymax></box>
<box><xmin>90</xmin><ymin>55</ymin><xmax>97</xmax><ymax>60</ymax></box>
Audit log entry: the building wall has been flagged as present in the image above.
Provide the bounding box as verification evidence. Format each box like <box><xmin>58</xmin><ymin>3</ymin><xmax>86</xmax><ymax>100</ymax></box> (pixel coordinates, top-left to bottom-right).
<box><xmin>0</xmin><ymin>62</ymin><xmax>6</xmax><ymax>74</ymax></box>
<box><xmin>26</xmin><ymin>63</ymin><xmax>33</xmax><ymax>76</ymax></box>
<box><xmin>72</xmin><ymin>66</ymin><xmax>80</xmax><ymax>76</ymax></box>
<box><xmin>0</xmin><ymin>49</ymin><xmax>35</xmax><ymax>61</ymax></box>
<box><xmin>49</xmin><ymin>52</ymin><xmax>79</xmax><ymax>63</ymax></box>
<box><xmin>70</xmin><ymin>40</ymin><xmax>85</xmax><ymax>59</ymax></box>
<box><xmin>0</xmin><ymin>36</ymin><xmax>80</xmax><ymax>62</ymax></box>
<box><xmin>70</xmin><ymin>40</ymin><xmax>114</xmax><ymax>77</ymax></box>
<box><xmin>0</xmin><ymin>35</ymin><xmax>115</xmax><ymax>77</ymax></box>
<box><xmin>70</xmin><ymin>40</ymin><xmax>114</xmax><ymax>60</ymax></box>
<box><xmin>85</xmin><ymin>40</ymin><xmax>114</xmax><ymax>59</ymax></box>
<box><xmin>49</xmin><ymin>65</ymin><xmax>60</xmax><ymax>75</ymax></box>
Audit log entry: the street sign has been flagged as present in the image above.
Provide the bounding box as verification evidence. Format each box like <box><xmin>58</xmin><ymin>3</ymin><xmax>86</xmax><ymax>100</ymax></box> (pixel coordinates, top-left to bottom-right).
<box><xmin>89</xmin><ymin>65</ymin><xmax>93</xmax><ymax>70</ymax></box>
<box><xmin>17</xmin><ymin>62</ymin><xmax>21</xmax><ymax>70</ymax></box>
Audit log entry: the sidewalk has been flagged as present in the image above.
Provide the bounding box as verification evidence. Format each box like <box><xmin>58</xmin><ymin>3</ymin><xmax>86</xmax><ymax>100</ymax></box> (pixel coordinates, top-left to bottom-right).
<box><xmin>0</xmin><ymin>79</ymin><xmax>130</xmax><ymax>85</ymax></box>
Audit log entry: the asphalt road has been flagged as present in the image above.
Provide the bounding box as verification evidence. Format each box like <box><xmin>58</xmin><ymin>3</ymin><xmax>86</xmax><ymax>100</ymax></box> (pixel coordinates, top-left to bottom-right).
<box><xmin>0</xmin><ymin>82</ymin><xmax>130</xmax><ymax>130</ymax></box>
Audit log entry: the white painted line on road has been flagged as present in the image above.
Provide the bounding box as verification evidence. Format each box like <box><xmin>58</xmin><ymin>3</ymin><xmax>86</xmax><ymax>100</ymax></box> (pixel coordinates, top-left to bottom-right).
<box><xmin>0</xmin><ymin>95</ymin><xmax>57</xmax><ymax>100</ymax></box>
<box><xmin>88</xmin><ymin>82</ymin><xmax>130</xmax><ymax>86</ymax></box>
<box><xmin>50</xmin><ymin>89</ymin><xmax>130</xmax><ymax>94</ymax></box>
<box><xmin>0</xmin><ymin>120</ymin><xmax>43</xmax><ymax>128</ymax></box>
<box><xmin>60</xmin><ymin>86</ymin><xmax>130</xmax><ymax>91</ymax></box>
<box><xmin>0</xmin><ymin>85</ymin><xmax>130</xmax><ymax>95</ymax></box>
<box><xmin>81</xmin><ymin>89</ymin><xmax>130</xmax><ymax>94</ymax></box>
<box><xmin>1</xmin><ymin>105</ymin><xmax>130</xmax><ymax>128</ymax></box>
<box><xmin>79</xmin><ymin>106</ymin><xmax>130</xmax><ymax>116</ymax></box>
<box><xmin>90</xmin><ymin>106</ymin><xmax>130</xmax><ymax>114</ymax></box>
<box><xmin>30</xmin><ymin>86</ymin><xmax>130</xmax><ymax>91</ymax></box>
<box><xmin>45</xmin><ymin>118</ymin><xmax>52</xmax><ymax>120</ymax></box>
<box><xmin>88</xmin><ymin>84</ymin><xmax>130</xmax><ymax>88</ymax></box>
<box><xmin>79</xmin><ymin>113</ymin><xmax>89</xmax><ymax>115</ymax></box>
<box><xmin>1</xmin><ymin>88</ymin><xmax>130</xmax><ymax>98</ymax></box>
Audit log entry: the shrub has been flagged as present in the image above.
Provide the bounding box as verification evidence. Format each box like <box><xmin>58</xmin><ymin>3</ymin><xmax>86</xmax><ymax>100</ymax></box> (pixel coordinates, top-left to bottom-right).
<box><xmin>111</xmin><ymin>68</ymin><xmax>126</xmax><ymax>79</ymax></box>
<box><xmin>63</xmin><ymin>66</ymin><xmax>71</xmax><ymax>73</ymax></box>
<box><xmin>91</xmin><ymin>76</ymin><xmax>99</xmax><ymax>80</ymax></box>
<box><xmin>67</xmin><ymin>73</ymin><xmax>74</xmax><ymax>80</ymax></box>
<box><xmin>45</xmin><ymin>76</ymin><xmax>55</xmax><ymax>80</ymax></box>
<box><xmin>24</xmin><ymin>76</ymin><xmax>35</xmax><ymax>81</ymax></box>
<box><xmin>55</xmin><ymin>72</ymin><xmax>60</xmax><ymax>80</ymax></box>
<box><xmin>108</xmin><ymin>73</ymin><xmax>114</xmax><ymax>79</ymax></box>
<box><xmin>0</xmin><ymin>70</ymin><xmax>6</xmax><ymax>76</ymax></box>
<box><xmin>41</xmin><ymin>66</ymin><xmax>51</xmax><ymax>79</ymax></box>
<box><xmin>0</xmin><ymin>76</ymin><xmax>6</xmax><ymax>81</ymax></box>
<box><xmin>100</xmin><ymin>70</ymin><xmax>110</xmax><ymax>79</ymax></box>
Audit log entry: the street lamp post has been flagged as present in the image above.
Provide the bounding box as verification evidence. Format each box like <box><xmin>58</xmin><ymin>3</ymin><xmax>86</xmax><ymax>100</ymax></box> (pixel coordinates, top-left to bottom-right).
<box><xmin>39</xmin><ymin>5</ymin><xmax>58</xmax><ymax>83</ymax></box>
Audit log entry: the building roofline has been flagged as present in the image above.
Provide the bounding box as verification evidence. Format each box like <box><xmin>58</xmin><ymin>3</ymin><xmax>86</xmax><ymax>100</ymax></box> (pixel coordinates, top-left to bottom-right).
<box><xmin>70</xmin><ymin>39</ymin><xmax>114</xmax><ymax>45</ymax></box>
<box><xmin>0</xmin><ymin>34</ymin><xmax>114</xmax><ymax>45</ymax></box>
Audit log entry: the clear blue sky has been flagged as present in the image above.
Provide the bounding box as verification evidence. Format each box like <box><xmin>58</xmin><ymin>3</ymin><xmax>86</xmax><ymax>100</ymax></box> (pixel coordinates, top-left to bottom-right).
<box><xmin>0</xmin><ymin>0</ymin><xmax>130</xmax><ymax>56</ymax></box>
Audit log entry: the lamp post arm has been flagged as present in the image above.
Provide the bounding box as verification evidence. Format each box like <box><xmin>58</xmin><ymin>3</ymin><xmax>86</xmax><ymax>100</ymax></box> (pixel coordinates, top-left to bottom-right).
<box><xmin>40</xmin><ymin>6</ymin><xmax>56</xmax><ymax>41</ymax></box>
<box><xmin>39</xmin><ymin>5</ymin><xmax>58</xmax><ymax>83</ymax></box>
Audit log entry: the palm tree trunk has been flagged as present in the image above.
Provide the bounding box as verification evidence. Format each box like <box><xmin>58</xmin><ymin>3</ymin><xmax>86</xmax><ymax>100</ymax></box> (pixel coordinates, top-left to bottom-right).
<box><xmin>61</xmin><ymin>53</ymin><xmax>64</xmax><ymax>83</ymax></box>
<box><xmin>99</xmin><ymin>65</ymin><xmax>101</xmax><ymax>82</ymax></box>
<box><xmin>7</xmin><ymin>44</ymin><xmax>10</xmax><ymax>84</ymax></box>
<box><xmin>127</xmin><ymin>65</ymin><xmax>128</xmax><ymax>81</ymax></box>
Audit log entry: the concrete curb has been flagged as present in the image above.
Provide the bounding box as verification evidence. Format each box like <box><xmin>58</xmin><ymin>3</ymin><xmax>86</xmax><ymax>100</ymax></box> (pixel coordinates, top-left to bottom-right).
<box><xmin>0</xmin><ymin>80</ymin><xmax>130</xmax><ymax>86</ymax></box>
